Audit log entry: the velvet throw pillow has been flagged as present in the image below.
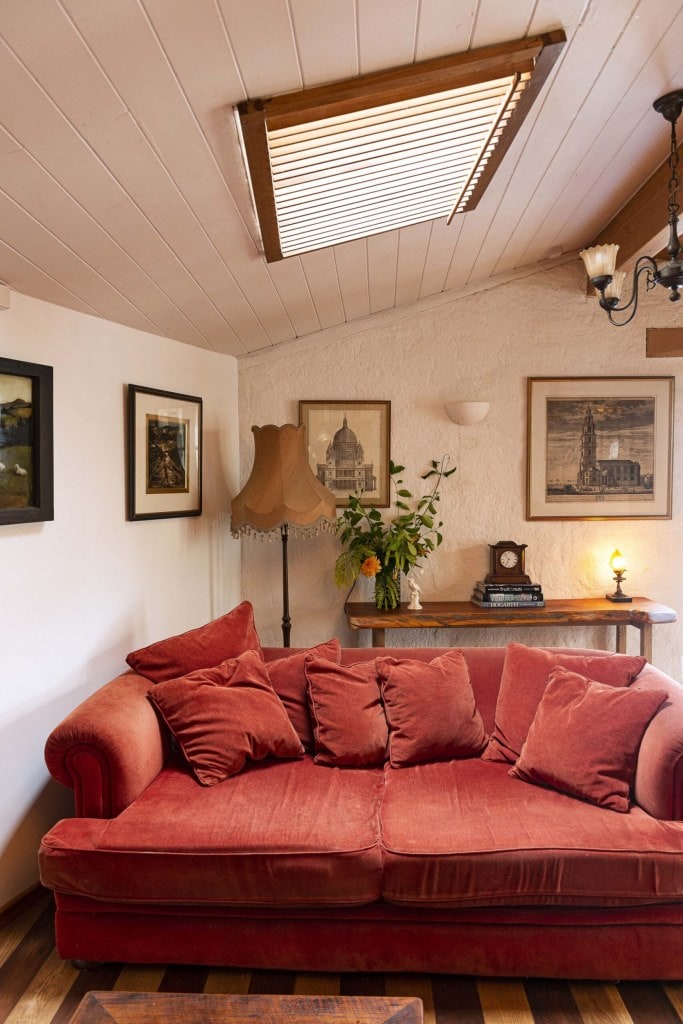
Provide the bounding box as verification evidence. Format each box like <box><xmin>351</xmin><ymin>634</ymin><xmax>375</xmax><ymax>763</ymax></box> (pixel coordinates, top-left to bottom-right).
<box><xmin>482</xmin><ymin>642</ymin><xmax>647</xmax><ymax>764</ymax></box>
<box><xmin>305</xmin><ymin>656</ymin><xmax>388</xmax><ymax>767</ymax></box>
<box><xmin>376</xmin><ymin>650</ymin><xmax>488</xmax><ymax>767</ymax></box>
<box><xmin>265</xmin><ymin>639</ymin><xmax>341</xmax><ymax>750</ymax></box>
<box><xmin>127</xmin><ymin>601</ymin><xmax>263</xmax><ymax>682</ymax></box>
<box><xmin>147</xmin><ymin>649</ymin><xmax>304</xmax><ymax>785</ymax></box>
<box><xmin>510</xmin><ymin>666</ymin><xmax>668</xmax><ymax>812</ymax></box>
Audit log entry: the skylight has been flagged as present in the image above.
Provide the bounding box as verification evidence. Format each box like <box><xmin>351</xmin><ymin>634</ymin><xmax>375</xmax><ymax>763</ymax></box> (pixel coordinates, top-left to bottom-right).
<box><xmin>237</xmin><ymin>31</ymin><xmax>565</xmax><ymax>261</ymax></box>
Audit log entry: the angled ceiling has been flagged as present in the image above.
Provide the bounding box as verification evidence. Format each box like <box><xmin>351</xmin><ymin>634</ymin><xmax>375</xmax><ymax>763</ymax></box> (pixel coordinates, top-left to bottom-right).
<box><xmin>0</xmin><ymin>0</ymin><xmax>681</xmax><ymax>358</ymax></box>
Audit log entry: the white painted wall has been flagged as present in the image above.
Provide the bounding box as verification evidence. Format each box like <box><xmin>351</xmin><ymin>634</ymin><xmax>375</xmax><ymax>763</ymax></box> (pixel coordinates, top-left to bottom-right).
<box><xmin>0</xmin><ymin>292</ymin><xmax>241</xmax><ymax>908</ymax></box>
<box><xmin>238</xmin><ymin>261</ymin><xmax>683</xmax><ymax>682</ymax></box>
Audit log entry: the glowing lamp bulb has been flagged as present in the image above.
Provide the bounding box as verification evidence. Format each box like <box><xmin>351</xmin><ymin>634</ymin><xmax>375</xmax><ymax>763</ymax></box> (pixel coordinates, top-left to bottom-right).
<box><xmin>610</xmin><ymin>549</ymin><xmax>626</xmax><ymax>573</ymax></box>
<box><xmin>606</xmin><ymin>548</ymin><xmax>631</xmax><ymax>602</ymax></box>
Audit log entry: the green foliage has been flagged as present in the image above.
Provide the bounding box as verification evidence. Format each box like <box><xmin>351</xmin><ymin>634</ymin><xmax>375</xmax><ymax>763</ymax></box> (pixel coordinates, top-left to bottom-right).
<box><xmin>373</xmin><ymin>568</ymin><xmax>401</xmax><ymax>610</ymax></box>
<box><xmin>333</xmin><ymin>455</ymin><xmax>456</xmax><ymax>593</ymax></box>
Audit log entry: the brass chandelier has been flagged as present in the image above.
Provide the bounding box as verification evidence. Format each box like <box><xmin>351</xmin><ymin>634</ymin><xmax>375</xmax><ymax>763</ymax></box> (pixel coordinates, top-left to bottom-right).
<box><xmin>580</xmin><ymin>89</ymin><xmax>683</xmax><ymax>326</ymax></box>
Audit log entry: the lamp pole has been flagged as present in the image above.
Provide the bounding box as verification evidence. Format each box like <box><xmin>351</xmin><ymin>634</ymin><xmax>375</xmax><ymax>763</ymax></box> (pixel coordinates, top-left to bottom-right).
<box><xmin>281</xmin><ymin>524</ymin><xmax>291</xmax><ymax>647</ymax></box>
<box><xmin>230</xmin><ymin>424</ymin><xmax>336</xmax><ymax>649</ymax></box>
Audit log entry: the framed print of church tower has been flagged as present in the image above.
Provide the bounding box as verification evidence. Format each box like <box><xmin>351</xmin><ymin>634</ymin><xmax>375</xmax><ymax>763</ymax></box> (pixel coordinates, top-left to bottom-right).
<box><xmin>526</xmin><ymin>377</ymin><xmax>673</xmax><ymax>521</ymax></box>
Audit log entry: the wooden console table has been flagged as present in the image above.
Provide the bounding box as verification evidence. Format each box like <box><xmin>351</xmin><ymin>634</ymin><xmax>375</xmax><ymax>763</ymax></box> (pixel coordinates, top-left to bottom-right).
<box><xmin>346</xmin><ymin>597</ymin><xmax>677</xmax><ymax>661</ymax></box>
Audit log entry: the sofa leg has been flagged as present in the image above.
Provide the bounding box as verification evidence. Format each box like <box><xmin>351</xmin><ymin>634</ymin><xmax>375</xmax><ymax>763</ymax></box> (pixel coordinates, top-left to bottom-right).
<box><xmin>70</xmin><ymin>959</ymin><xmax>101</xmax><ymax>971</ymax></box>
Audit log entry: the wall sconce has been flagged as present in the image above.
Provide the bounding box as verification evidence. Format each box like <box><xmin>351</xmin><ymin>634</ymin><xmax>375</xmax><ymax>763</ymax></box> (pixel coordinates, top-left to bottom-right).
<box><xmin>606</xmin><ymin>549</ymin><xmax>632</xmax><ymax>603</ymax></box>
<box><xmin>444</xmin><ymin>401</ymin><xmax>490</xmax><ymax>425</ymax></box>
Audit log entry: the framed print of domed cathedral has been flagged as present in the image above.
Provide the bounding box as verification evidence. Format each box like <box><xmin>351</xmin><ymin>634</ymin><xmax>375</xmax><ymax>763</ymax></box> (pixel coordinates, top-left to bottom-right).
<box><xmin>299</xmin><ymin>400</ymin><xmax>391</xmax><ymax>507</ymax></box>
<box><xmin>526</xmin><ymin>377</ymin><xmax>673</xmax><ymax>521</ymax></box>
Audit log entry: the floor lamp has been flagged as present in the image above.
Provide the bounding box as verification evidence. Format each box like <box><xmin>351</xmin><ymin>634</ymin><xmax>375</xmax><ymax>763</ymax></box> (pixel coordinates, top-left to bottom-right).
<box><xmin>231</xmin><ymin>423</ymin><xmax>337</xmax><ymax>647</ymax></box>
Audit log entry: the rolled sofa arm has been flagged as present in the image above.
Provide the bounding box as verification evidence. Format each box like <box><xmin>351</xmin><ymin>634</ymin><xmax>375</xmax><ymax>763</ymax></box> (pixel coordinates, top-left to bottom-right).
<box><xmin>44</xmin><ymin>671</ymin><xmax>167</xmax><ymax>818</ymax></box>
<box><xmin>633</xmin><ymin>665</ymin><xmax>683</xmax><ymax>821</ymax></box>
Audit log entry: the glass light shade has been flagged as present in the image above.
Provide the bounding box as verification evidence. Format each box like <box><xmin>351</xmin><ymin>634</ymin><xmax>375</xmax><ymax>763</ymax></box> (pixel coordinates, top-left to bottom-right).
<box><xmin>603</xmin><ymin>270</ymin><xmax>626</xmax><ymax>300</ymax></box>
<box><xmin>580</xmin><ymin>244</ymin><xmax>619</xmax><ymax>279</ymax></box>
<box><xmin>610</xmin><ymin>549</ymin><xmax>626</xmax><ymax>572</ymax></box>
<box><xmin>444</xmin><ymin>400</ymin><xmax>490</xmax><ymax>425</ymax></box>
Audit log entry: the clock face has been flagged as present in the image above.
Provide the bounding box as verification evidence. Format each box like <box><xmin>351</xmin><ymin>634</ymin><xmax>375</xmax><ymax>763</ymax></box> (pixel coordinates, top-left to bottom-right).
<box><xmin>499</xmin><ymin>550</ymin><xmax>519</xmax><ymax>569</ymax></box>
<box><xmin>486</xmin><ymin>542</ymin><xmax>529</xmax><ymax>585</ymax></box>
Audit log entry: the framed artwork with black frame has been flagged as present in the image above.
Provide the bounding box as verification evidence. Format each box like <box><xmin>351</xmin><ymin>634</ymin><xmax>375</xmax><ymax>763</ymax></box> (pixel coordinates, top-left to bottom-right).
<box><xmin>298</xmin><ymin>399</ymin><xmax>391</xmax><ymax>508</ymax></box>
<box><xmin>127</xmin><ymin>385</ymin><xmax>203</xmax><ymax>521</ymax></box>
<box><xmin>0</xmin><ymin>356</ymin><xmax>53</xmax><ymax>526</ymax></box>
<box><xmin>527</xmin><ymin>376</ymin><xmax>674</xmax><ymax>520</ymax></box>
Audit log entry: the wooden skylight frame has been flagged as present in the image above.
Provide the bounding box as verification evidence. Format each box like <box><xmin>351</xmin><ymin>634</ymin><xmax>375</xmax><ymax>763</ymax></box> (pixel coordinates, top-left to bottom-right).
<box><xmin>237</xmin><ymin>30</ymin><xmax>565</xmax><ymax>262</ymax></box>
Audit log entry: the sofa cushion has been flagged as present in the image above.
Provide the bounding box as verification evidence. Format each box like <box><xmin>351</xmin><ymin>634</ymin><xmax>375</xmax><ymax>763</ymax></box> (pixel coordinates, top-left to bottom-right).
<box><xmin>510</xmin><ymin>667</ymin><xmax>668</xmax><ymax>812</ymax></box>
<box><xmin>127</xmin><ymin>601</ymin><xmax>263</xmax><ymax>682</ymax></box>
<box><xmin>331</xmin><ymin>646</ymin><xmax>508</xmax><ymax>734</ymax></box>
<box><xmin>379</xmin><ymin>758</ymin><xmax>683</xmax><ymax>908</ymax></box>
<box><xmin>482</xmin><ymin>642</ymin><xmax>646</xmax><ymax>764</ymax></box>
<box><xmin>265</xmin><ymin>639</ymin><xmax>341</xmax><ymax>750</ymax></box>
<box><xmin>305</xmin><ymin>657</ymin><xmax>388</xmax><ymax>766</ymax></box>
<box><xmin>376</xmin><ymin>650</ymin><xmax>487</xmax><ymax>766</ymax></box>
<box><xmin>41</xmin><ymin>757</ymin><xmax>384</xmax><ymax>907</ymax></box>
<box><xmin>148</xmin><ymin>651</ymin><xmax>304</xmax><ymax>785</ymax></box>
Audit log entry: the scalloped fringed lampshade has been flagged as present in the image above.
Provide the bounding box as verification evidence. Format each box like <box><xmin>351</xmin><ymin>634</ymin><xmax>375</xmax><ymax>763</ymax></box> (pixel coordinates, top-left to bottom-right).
<box><xmin>231</xmin><ymin>423</ymin><xmax>336</xmax><ymax>536</ymax></box>
<box><xmin>231</xmin><ymin>424</ymin><xmax>336</xmax><ymax>646</ymax></box>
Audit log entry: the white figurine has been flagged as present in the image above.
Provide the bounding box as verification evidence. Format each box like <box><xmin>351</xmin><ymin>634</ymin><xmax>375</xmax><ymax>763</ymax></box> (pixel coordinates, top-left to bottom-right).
<box><xmin>406</xmin><ymin>574</ymin><xmax>422</xmax><ymax>611</ymax></box>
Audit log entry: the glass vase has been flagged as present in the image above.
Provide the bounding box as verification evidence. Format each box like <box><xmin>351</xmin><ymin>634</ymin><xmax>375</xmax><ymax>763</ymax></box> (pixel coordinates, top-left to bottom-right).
<box><xmin>374</xmin><ymin>566</ymin><xmax>401</xmax><ymax>610</ymax></box>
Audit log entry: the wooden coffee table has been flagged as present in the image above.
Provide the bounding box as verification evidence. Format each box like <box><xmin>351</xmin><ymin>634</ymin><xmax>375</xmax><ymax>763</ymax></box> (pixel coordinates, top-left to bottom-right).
<box><xmin>69</xmin><ymin>991</ymin><xmax>424</xmax><ymax>1023</ymax></box>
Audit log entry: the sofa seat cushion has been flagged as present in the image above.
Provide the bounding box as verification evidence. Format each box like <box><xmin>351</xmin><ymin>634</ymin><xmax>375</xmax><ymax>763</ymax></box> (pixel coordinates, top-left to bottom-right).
<box><xmin>40</xmin><ymin>757</ymin><xmax>384</xmax><ymax>907</ymax></box>
<box><xmin>380</xmin><ymin>759</ymin><xmax>683</xmax><ymax>908</ymax></box>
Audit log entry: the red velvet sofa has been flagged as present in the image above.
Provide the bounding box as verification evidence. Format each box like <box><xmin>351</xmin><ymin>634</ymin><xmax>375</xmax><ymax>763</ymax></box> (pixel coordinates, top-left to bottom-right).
<box><xmin>39</xmin><ymin>641</ymin><xmax>683</xmax><ymax>979</ymax></box>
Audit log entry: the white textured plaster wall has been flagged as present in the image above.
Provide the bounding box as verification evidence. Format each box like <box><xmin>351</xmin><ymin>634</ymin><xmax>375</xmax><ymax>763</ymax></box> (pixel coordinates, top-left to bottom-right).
<box><xmin>238</xmin><ymin>262</ymin><xmax>683</xmax><ymax>681</ymax></box>
<box><xmin>1</xmin><ymin>292</ymin><xmax>240</xmax><ymax>907</ymax></box>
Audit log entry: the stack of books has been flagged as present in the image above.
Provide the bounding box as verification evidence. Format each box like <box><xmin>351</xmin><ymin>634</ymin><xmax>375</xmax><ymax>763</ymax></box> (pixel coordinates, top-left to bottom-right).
<box><xmin>471</xmin><ymin>581</ymin><xmax>545</xmax><ymax>608</ymax></box>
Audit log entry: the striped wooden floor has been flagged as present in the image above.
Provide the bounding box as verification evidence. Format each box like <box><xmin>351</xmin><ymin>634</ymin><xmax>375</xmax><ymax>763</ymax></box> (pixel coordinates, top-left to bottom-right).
<box><xmin>2</xmin><ymin>892</ymin><xmax>682</xmax><ymax>1024</ymax></box>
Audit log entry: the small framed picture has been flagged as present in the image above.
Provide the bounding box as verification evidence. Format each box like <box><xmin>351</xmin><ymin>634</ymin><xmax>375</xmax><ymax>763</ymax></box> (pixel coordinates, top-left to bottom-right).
<box><xmin>0</xmin><ymin>356</ymin><xmax>53</xmax><ymax>526</ymax></box>
<box><xmin>127</xmin><ymin>385</ymin><xmax>202</xmax><ymax>521</ymax></box>
<box><xmin>527</xmin><ymin>376</ymin><xmax>674</xmax><ymax>520</ymax></box>
<box><xmin>298</xmin><ymin>400</ymin><xmax>391</xmax><ymax>507</ymax></box>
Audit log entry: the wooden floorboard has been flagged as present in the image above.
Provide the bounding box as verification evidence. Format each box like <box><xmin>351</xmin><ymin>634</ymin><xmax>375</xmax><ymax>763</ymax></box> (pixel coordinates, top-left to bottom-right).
<box><xmin>340</xmin><ymin>972</ymin><xmax>386</xmax><ymax>997</ymax></box>
<box><xmin>618</xmin><ymin>981</ymin><xmax>683</xmax><ymax>1024</ymax></box>
<box><xmin>158</xmin><ymin>964</ymin><xmax>210</xmax><ymax>993</ymax></box>
<box><xmin>477</xmin><ymin>979</ymin><xmax>534</xmax><ymax>1024</ymax></box>
<box><xmin>247</xmin><ymin>969</ymin><xmax>297</xmax><ymax>995</ymax></box>
<box><xmin>46</xmin><ymin>963</ymin><xmax>121</xmax><ymax>1024</ymax></box>
<box><xmin>524</xmin><ymin>978</ymin><xmax>583</xmax><ymax>1024</ymax></box>
<box><xmin>0</xmin><ymin>902</ymin><xmax>57</xmax><ymax>1023</ymax></box>
<box><xmin>1</xmin><ymin>895</ymin><xmax>681</xmax><ymax>1024</ymax></box>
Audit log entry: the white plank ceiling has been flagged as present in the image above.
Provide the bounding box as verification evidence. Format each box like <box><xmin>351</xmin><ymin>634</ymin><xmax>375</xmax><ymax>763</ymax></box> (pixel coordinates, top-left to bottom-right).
<box><xmin>0</xmin><ymin>0</ymin><xmax>682</xmax><ymax>357</ymax></box>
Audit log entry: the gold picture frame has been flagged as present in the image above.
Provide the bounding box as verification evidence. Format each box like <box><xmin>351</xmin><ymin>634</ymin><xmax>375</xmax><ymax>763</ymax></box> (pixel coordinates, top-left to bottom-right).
<box><xmin>527</xmin><ymin>376</ymin><xmax>674</xmax><ymax>520</ymax></box>
<box><xmin>298</xmin><ymin>400</ymin><xmax>391</xmax><ymax>508</ymax></box>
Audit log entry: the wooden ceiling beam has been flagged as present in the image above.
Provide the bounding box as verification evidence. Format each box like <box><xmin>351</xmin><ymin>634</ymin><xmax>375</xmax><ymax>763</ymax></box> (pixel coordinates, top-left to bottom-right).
<box><xmin>588</xmin><ymin>143</ymin><xmax>683</xmax><ymax>266</ymax></box>
<box><xmin>646</xmin><ymin>328</ymin><xmax>683</xmax><ymax>357</ymax></box>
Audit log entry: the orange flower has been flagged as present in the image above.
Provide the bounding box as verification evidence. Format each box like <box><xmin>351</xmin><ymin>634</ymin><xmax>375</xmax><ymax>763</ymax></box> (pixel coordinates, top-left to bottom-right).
<box><xmin>360</xmin><ymin>555</ymin><xmax>382</xmax><ymax>578</ymax></box>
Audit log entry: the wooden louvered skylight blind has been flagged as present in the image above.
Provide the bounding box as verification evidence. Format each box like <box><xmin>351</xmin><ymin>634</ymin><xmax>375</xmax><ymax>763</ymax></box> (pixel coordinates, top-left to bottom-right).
<box><xmin>237</xmin><ymin>31</ymin><xmax>565</xmax><ymax>262</ymax></box>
